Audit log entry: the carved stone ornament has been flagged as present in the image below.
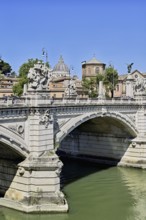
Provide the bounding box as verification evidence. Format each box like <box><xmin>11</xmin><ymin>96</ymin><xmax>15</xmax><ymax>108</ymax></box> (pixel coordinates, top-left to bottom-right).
<box><xmin>18</xmin><ymin>167</ymin><xmax>25</xmax><ymax>176</ymax></box>
<box><xmin>132</xmin><ymin>142</ymin><xmax>136</xmax><ymax>148</ymax></box>
<box><xmin>134</xmin><ymin>77</ymin><xmax>146</xmax><ymax>94</ymax></box>
<box><xmin>39</xmin><ymin>110</ymin><xmax>53</xmax><ymax>128</ymax></box>
<box><xmin>8</xmin><ymin>124</ymin><xmax>24</xmax><ymax>136</ymax></box>
<box><xmin>55</xmin><ymin>160</ymin><xmax>63</xmax><ymax>176</ymax></box>
<box><xmin>17</xmin><ymin>125</ymin><xmax>24</xmax><ymax>134</ymax></box>
<box><xmin>27</xmin><ymin>61</ymin><xmax>51</xmax><ymax>90</ymax></box>
<box><xmin>64</xmin><ymin>79</ymin><xmax>77</xmax><ymax>96</ymax></box>
<box><xmin>101</xmin><ymin>107</ymin><xmax>107</xmax><ymax>116</ymax></box>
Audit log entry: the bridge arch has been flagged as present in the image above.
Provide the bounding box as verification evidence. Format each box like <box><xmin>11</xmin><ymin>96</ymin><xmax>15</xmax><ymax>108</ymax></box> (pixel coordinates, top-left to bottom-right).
<box><xmin>0</xmin><ymin>125</ymin><xmax>29</xmax><ymax>159</ymax></box>
<box><xmin>56</xmin><ymin>111</ymin><xmax>138</xmax><ymax>145</ymax></box>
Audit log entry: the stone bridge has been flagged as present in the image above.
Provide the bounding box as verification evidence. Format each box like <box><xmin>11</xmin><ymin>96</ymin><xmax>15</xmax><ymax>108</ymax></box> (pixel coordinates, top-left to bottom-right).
<box><xmin>0</xmin><ymin>96</ymin><xmax>146</xmax><ymax>213</ymax></box>
<box><xmin>1</xmin><ymin>62</ymin><xmax>146</xmax><ymax>213</ymax></box>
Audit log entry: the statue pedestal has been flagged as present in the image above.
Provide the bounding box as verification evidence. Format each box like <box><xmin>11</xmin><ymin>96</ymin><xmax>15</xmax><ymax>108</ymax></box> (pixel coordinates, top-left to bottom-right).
<box><xmin>64</xmin><ymin>94</ymin><xmax>77</xmax><ymax>99</ymax></box>
<box><xmin>24</xmin><ymin>90</ymin><xmax>51</xmax><ymax>106</ymax></box>
<box><xmin>134</xmin><ymin>93</ymin><xmax>146</xmax><ymax>101</ymax></box>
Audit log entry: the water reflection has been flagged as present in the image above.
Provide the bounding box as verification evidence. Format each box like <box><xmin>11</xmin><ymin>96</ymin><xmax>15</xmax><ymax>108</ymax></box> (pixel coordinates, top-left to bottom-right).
<box><xmin>1</xmin><ymin>160</ymin><xmax>146</xmax><ymax>220</ymax></box>
<box><xmin>118</xmin><ymin>167</ymin><xmax>146</xmax><ymax>220</ymax></box>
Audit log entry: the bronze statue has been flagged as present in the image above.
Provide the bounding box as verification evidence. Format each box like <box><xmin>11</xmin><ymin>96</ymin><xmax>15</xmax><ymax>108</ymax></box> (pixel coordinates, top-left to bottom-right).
<box><xmin>127</xmin><ymin>63</ymin><xmax>134</xmax><ymax>73</ymax></box>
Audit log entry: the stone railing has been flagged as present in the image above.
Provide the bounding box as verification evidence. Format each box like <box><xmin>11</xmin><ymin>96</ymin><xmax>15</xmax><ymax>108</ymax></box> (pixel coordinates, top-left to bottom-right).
<box><xmin>0</xmin><ymin>96</ymin><xmax>144</xmax><ymax>107</ymax></box>
<box><xmin>50</xmin><ymin>98</ymin><xmax>139</xmax><ymax>106</ymax></box>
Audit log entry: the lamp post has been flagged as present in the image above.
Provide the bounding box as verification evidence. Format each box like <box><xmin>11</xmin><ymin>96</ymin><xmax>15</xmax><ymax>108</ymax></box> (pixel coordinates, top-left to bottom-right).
<box><xmin>69</xmin><ymin>68</ymin><xmax>70</xmax><ymax>99</ymax></box>
<box><xmin>112</xmin><ymin>72</ymin><xmax>114</xmax><ymax>98</ymax></box>
<box><xmin>69</xmin><ymin>66</ymin><xmax>74</xmax><ymax>99</ymax></box>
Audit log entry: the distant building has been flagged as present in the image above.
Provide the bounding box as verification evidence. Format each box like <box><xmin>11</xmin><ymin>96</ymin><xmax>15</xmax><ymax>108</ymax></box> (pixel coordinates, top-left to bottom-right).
<box><xmin>49</xmin><ymin>56</ymin><xmax>85</xmax><ymax>98</ymax></box>
<box><xmin>82</xmin><ymin>56</ymin><xmax>106</xmax><ymax>79</ymax></box>
<box><xmin>0</xmin><ymin>76</ymin><xmax>18</xmax><ymax>97</ymax></box>
<box><xmin>114</xmin><ymin>70</ymin><xmax>146</xmax><ymax>98</ymax></box>
<box><xmin>114</xmin><ymin>74</ymin><xmax>127</xmax><ymax>98</ymax></box>
<box><xmin>81</xmin><ymin>56</ymin><xmax>146</xmax><ymax>99</ymax></box>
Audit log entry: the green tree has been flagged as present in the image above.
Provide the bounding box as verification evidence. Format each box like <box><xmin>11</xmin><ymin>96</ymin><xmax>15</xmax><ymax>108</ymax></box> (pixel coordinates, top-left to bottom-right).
<box><xmin>0</xmin><ymin>58</ymin><xmax>12</xmax><ymax>75</ymax></box>
<box><xmin>104</xmin><ymin>65</ymin><xmax>118</xmax><ymax>98</ymax></box>
<box><xmin>13</xmin><ymin>58</ymin><xmax>49</xmax><ymax>96</ymax></box>
<box><xmin>13</xmin><ymin>77</ymin><xmax>28</xmax><ymax>96</ymax></box>
<box><xmin>96</xmin><ymin>73</ymin><xmax>105</xmax><ymax>84</ymax></box>
<box><xmin>82</xmin><ymin>73</ymin><xmax>105</xmax><ymax>98</ymax></box>
<box><xmin>82</xmin><ymin>77</ymin><xmax>97</xmax><ymax>97</ymax></box>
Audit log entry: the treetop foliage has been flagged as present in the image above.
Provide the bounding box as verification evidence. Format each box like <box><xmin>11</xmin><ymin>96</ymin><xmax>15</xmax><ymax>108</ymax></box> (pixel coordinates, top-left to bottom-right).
<box><xmin>0</xmin><ymin>58</ymin><xmax>12</xmax><ymax>75</ymax></box>
<box><xmin>19</xmin><ymin>58</ymin><xmax>49</xmax><ymax>78</ymax></box>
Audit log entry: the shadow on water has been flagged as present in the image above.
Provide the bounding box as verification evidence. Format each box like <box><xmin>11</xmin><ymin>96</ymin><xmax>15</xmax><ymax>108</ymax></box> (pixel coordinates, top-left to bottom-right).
<box><xmin>59</xmin><ymin>155</ymin><xmax>114</xmax><ymax>187</ymax></box>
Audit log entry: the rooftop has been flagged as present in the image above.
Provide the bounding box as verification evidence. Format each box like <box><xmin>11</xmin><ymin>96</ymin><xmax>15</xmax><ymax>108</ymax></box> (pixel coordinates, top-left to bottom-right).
<box><xmin>85</xmin><ymin>56</ymin><xmax>105</xmax><ymax>65</ymax></box>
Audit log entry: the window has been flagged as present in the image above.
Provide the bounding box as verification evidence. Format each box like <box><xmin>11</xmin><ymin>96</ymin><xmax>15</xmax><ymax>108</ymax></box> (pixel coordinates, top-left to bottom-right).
<box><xmin>95</xmin><ymin>67</ymin><xmax>99</xmax><ymax>74</ymax></box>
<box><xmin>83</xmin><ymin>69</ymin><xmax>86</xmax><ymax>75</ymax></box>
<box><xmin>116</xmin><ymin>85</ymin><xmax>119</xmax><ymax>91</ymax></box>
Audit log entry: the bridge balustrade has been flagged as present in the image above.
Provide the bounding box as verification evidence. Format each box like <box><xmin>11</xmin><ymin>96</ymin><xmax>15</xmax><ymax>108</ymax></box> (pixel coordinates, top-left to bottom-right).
<box><xmin>0</xmin><ymin>96</ymin><xmax>144</xmax><ymax>107</ymax></box>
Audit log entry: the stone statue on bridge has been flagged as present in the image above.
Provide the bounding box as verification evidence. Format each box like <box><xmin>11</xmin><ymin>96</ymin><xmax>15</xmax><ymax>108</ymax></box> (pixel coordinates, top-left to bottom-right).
<box><xmin>64</xmin><ymin>79</ymin><xmax>77</xmax><ymax>97</ymax></box>
<box><xmin>27</xmin><ymin>61</ymin><xmax>52</xmax><ymax>91</ymax></box>
<box><xmin>134</xmin><ymin>77</ymin><xmax>146</xmax><ymax>94</ymax></box>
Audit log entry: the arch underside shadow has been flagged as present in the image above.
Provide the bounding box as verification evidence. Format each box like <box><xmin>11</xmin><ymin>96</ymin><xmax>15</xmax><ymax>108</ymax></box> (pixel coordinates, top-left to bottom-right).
<box><xmin>56</xmin><ymin>112</ymin><xmax>137</xmax><ymax>144</ymax></box>
<box><xmin>0</xmin><ymin>126</ymin><xmax>29</xmax><ymax>196</ymax></box>
<box><xmin>57</xmin><ymin>112</ymin><xmax>137</xmax><ymax>165</ymax></box>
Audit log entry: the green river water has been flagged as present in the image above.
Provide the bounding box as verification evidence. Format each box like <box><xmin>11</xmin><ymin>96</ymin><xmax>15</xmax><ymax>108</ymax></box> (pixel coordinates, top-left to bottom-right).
<box><xmin>0</xmin><ymin>158</ymin><xmax>146</xmax><ymax>220</ymax></box>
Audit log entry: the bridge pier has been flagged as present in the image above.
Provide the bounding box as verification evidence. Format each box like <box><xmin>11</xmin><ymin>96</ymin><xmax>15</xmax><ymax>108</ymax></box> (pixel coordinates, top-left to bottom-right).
<box><xmin>118</xmin><ymin>107</ymin><xmax>146</xmax><ymax>168</ymax></box>
<box><xmin>118</xmin><ymin>137</ymin><xmax>146</xmax><ymax>169</ymax></box>
<box><xmin>0</xmin><ymin>151</ymin><xmax>68</xmax><ymax>213</ymax></box>
<box><xmin>0</xmin><ymin>92</ymin><xmax>68</xmax><ymax>213</ymax></box>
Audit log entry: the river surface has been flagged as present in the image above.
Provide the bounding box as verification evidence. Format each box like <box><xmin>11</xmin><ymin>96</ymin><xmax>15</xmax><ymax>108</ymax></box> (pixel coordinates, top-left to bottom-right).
<box><xmin>1</xmin><ymin>158</ymin><xmax>146</xmax><ymax>220</ymax></box>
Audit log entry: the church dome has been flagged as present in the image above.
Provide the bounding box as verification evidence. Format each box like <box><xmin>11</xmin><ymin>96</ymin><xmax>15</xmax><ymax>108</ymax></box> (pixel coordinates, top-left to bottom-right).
<box><xmin>53</xmin><ymin>56</ymin><xmax>70</xmax><ymax>77</ymax></box>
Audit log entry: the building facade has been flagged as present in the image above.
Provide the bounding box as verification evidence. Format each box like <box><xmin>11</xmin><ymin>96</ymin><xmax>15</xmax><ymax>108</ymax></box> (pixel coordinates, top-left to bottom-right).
<box><xmin>0</xmin><ymin>77</ymin><xmax>18</xmax><ymax>97</ymax></box>
<box><xmin>82</xmin><ymin>56</ymin><xmax>106</xmax><ymax>79</ymax></box>
<box><xmin>81</xmin><ymin>56</ymin><xmax>146</xmax><ymax>99</ymax></box>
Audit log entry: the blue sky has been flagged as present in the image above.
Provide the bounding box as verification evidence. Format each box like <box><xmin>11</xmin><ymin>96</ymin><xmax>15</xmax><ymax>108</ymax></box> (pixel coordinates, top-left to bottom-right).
<box><xmin>1</xmin><ymin>0</ymin><xmax>146</xmax><ymax>78</ymax></box>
